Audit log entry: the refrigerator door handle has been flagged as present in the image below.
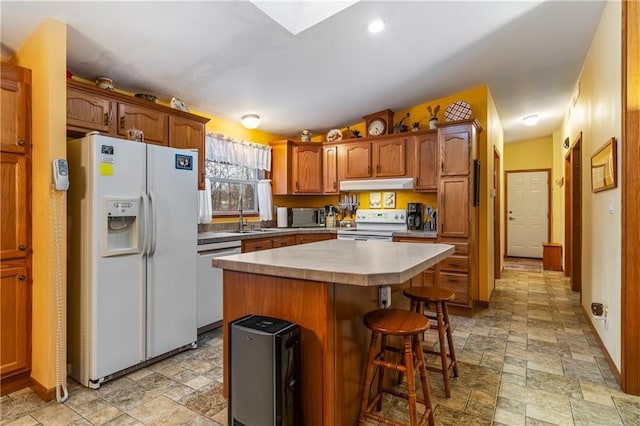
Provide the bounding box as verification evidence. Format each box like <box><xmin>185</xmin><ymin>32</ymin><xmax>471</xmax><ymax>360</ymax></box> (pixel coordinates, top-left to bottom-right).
<box><xmin>149</xmin><ymin>189</ymin><xmax>158</xmax><ymax>256</ymax></box>
<box><xmin>141</xmin><ymin>192</ymin><xmax>150</xmax><ymax>255</ymax></box>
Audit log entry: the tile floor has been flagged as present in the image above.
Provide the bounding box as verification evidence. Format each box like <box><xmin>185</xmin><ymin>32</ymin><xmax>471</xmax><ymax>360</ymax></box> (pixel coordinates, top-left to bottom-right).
<box><xmin>2</xmin><ymin>263</ymin><xmax>640</xmax><ymax>425</ymax></box>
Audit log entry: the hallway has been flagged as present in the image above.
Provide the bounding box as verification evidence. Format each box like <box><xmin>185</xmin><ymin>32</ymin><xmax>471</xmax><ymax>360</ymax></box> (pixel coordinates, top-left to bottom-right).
<box><xmin>2</xmin><ymin>266</ymin><xmax>639</xmax><ymax>425</ymax></box>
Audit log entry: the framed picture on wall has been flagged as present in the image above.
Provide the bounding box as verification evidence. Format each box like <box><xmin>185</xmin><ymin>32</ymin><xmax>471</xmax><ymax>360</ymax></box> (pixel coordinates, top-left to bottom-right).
<box><xmin>383</xmin><ymin>192</ymin><xmax>396</xmax><ymax>208</ymax></box>
<box><xmin>369</xmin><ymin>192</ymin><xmax>381</xmax><ymax>208</ymax></box>
<box><xmin>591</xmin><ymin>137</ymin><xmax>617</xmax><ymax>192</ymax></box>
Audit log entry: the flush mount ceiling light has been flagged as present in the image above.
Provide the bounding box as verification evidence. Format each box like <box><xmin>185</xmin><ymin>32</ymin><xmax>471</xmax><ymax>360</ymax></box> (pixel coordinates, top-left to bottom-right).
<box><xmin>241</xmin><ymin>114</ymin><xmax>260</xmax><ymax>129</ymax></box>
<box><xmin>522</xmin><ymin>114</ymin><xmax>539</xmax><ymax>126</ymax></box>
<box><xmin>368</xmin><ymin>18</ymin><xmax>385</xmax><ymax>33</ymax></box>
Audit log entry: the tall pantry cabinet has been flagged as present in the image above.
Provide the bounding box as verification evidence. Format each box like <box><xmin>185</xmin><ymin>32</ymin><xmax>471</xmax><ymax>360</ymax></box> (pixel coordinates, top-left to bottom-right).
<box><xmin>0</xmin><ymin>63</ymin><xmax>32</xmax><ymax>393</ymax></box>
<box><xmin>437</xmin><ymin>119</ymin><xmax>481</xmax><ymax>308</ymax></box>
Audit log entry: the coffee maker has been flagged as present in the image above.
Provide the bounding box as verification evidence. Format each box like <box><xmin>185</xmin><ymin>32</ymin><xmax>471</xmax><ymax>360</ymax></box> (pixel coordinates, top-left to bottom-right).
<box><xmin>407</xmin><ymin>203</ymin><xmax>423</xmax><ymax>230</ymax></box>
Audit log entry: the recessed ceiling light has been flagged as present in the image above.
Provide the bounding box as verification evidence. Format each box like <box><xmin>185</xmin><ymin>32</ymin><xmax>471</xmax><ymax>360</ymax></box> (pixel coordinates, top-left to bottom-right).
<box><xmin>522</xmin><ymin>114</ymin><xmax>539</xmax><ymax>126</ymax></box>
<box><xmin>368</xmin><ymin>19</ymin><xmax>385</xmax><ymax>33</ymax></box>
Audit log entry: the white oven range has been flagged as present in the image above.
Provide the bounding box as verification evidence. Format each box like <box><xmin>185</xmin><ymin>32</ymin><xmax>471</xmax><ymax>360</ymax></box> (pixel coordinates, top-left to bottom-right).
<box><xmin>336</xmin><ymin>209</ymin><xmax>407</xmax><ymax>242</ymax></box>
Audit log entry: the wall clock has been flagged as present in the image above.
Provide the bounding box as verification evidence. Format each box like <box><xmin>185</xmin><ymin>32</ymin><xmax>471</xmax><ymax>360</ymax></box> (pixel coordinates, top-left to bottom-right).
<box><xmin>363</xmin><ymin>109</ymin><xmax>394</xmax><ymax>137</ymax></box>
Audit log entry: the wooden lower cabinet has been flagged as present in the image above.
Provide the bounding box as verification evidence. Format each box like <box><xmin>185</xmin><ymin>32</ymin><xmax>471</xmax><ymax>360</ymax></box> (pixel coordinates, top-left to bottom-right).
<box><xmin>394</xmin><ymin>236</ymin><xmax>472</xmax><ymax>309</ymax></box>
<box><xmin>0</xmin><ymin>261</ymin><xmax>30</xmax><ymax>379</ymax></box>
<box><xmin>242</xmin><ymin>238</ymin><xmax>273</xmax><ymax>253</ymax></box>
<box><xmin>438</xmin><ymin>271</ymin><xmax>469</xmax><ymax>305</ymax></box>
<box><xmin>272</xmin><ymin>235</ymin><xmax>297</xmax><ymax>248</ymax></box>
<box><xmin>296</xmin><ymin>233</ymin><xmax>332</xmax><ymax>245</ymax></box>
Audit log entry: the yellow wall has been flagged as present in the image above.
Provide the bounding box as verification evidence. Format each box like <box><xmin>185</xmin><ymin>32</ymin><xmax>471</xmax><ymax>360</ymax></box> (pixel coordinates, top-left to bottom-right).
<box><xmin>559</xmin><ymin>1</ymin><xmax>622</xmax><ymax>369</ymax></box>
<box><xmin>504</xmin><ymin>136</ymin><xmax>553</xmax><ymax>170</ymax></box>
<box><xmin>482</xmin><ymin>89</ymin><xmax>504</xmax><ymax>300</ymax></box>
<box><xmin>11</xmin><ymin>18</ymin><xmax>68</xmax><ymax>395</ymax></box>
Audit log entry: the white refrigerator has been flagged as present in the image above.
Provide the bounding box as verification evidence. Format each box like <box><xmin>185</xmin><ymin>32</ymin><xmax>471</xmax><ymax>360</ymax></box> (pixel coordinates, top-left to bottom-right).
<box><xmin>67</xmin><ymin>134</ymin><xmax>198</xmax><ymax>388</ymax></box>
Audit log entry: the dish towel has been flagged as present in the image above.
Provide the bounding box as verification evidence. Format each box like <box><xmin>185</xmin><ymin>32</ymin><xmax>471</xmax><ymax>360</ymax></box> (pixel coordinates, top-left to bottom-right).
<box><xmin>198</xmin><ymin>178</ymin><xmax>213</xmax><ymax>224</ymax></box>
<box><xmin>257</xmin><ymin>179</ymin><xmax>273</xmax><ymax>221</ymax></box>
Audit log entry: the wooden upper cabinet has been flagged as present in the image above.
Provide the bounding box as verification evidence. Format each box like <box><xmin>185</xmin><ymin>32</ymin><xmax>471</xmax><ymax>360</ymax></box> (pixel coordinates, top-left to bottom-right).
<box><xmin>439</xmin><ymin>176</ymin><xmax>470</xmax><ymax>238</ymax></box>
<box><xmin>270</xmin><ymin>140</ymin><xmax>294</xmax><ymax>195</ymax></box>
<box><xmin>269</xmin><ymin>140</ymin><xmax>323</xmax><ymax>195</ymax></box>
<box><xmin>414</xmin><ymin>131</ymin><xmax>438</xmax><ymax>191</ymax></box>
<box><xmin>117</xmin><ymin>102</ymin><xmax>168</xmax><ymax>146</ymax></box>
<box><xmin>342</xmin><ymin>137</ymin><xmax>407</xmax><ymax>179</ymax></box>
<box><xmin>292</xmin><ymin>144</ymin><xmax>322</xmax><ymax>194</ymax></box>
<box><xmin>323</xmin><ymin>145</ymin><xmax>338</xmax><ymax>194</ymax></box>
<box><xmin>1</xmin><ymin>262</ymin><xmax>30</xmax><ymax>378</ymax></box>
<box><xmin>0</xmin><ymin>153</ymin><xmax>28</xmax><ymax>260</ymax></box>
<box><xmin>373</xmin><ymin>138</ymin><xmax>406</xmax><ymax>177</ymax></box>
<box><xmin>440</xmin><ymin>129</ymin><xmax>471</xmax><ymax>177</ymax></box>
<box><xmin>169</xmin><ymin>115</ymin><xmax>206</xmax><ymax>189</ymax></box>
<box><xmin>1</xmin><ymin>64</ymin><xmax>31</xmax><ymax>154</ymax></box>
<box><xmin>343</xmin><ymin>142</ymin><xmax>371</xmax><ymax>179</ymax></box>
<box><xmin>67</xmin><ymin>87</ymin><xmax>114</xmax><ymax>135</ymax></box>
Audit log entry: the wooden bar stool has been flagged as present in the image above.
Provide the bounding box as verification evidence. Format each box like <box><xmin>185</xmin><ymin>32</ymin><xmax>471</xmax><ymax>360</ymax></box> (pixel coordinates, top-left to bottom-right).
<box><xmin>358</xmin><ymin>308</ymin><xmax>435</xmax><ymax>426</ymax></box>
<box><xmin>403</xmin><ymin>287</ymin><xmax>459</xmax><ymax>398</ymax></box>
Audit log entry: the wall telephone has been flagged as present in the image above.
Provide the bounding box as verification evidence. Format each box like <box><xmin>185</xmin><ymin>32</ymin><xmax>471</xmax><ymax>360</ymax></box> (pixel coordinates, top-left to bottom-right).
<box><xmin>52</xmin><ymin>158</ymin><xmax>69</xmax><ymax>191</ymax></box>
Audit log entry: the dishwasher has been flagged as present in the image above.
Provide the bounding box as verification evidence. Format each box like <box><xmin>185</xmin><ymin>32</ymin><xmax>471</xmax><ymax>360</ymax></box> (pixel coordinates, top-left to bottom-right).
<box><xmin>197</xmin><ymin>240</ymin><xmax>241</xmax><ymax>333</ymax></box>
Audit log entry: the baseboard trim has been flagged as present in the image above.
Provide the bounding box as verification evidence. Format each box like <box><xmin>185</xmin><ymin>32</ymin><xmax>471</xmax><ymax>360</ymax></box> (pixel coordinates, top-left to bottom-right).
<box><xmin>581</xmin><ymin>305</ymin><xmax>622</xmax><ymax>387</ymax></box>
<box><xmin>29</xmin><ymin>377</ymin><xmax>56</xmax><ymax>401</ymax></box>
<box><xmin>0</xmin><ymin>372</ymin><xmax>31</xmax><ymax>396</ymax></box>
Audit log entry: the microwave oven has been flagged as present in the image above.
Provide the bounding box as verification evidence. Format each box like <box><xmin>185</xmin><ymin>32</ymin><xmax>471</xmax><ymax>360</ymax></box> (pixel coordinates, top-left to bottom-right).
<box><xmin>291</xmin><ymin>208</ymin><xmax>325</xmax><ymax>228</ymax></box>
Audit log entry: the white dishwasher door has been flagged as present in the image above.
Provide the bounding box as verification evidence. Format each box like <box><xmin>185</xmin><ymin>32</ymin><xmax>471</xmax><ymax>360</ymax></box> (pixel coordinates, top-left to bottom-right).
<box><xmin>197</xmin><ymin>241</ymin><xmax>241</xmax><ymax>332</ymax></box>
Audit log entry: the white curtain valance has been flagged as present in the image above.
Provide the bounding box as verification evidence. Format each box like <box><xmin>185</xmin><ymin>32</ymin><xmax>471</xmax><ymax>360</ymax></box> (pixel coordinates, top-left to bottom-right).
<box><xmin>205</xmin><ymin>133</ymin><xmax>271</xmax><ymax>172</ymax></box>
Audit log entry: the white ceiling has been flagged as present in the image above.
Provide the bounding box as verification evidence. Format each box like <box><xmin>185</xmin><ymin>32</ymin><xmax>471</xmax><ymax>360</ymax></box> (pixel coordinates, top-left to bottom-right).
<box><xmin>1</xmin><ymin>1</ymin><xmax>606</xmax><ymax>142</ymax></box>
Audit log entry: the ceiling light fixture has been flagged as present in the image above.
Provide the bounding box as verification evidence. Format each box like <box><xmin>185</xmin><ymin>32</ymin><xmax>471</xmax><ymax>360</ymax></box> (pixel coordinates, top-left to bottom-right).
<box><xmin>368</xmin><ymin>18</ymin><xmax>385</xmax><ymax>33</ymax></box>
<box><xmin>522</xmin><ymin>114</ymin><xmax>539</xmax><ymax>126</ymax></box>
<box><xmin>241</xmin><ymin>114</ymin><xmax>260</xmax><ymax>129</ymax></box>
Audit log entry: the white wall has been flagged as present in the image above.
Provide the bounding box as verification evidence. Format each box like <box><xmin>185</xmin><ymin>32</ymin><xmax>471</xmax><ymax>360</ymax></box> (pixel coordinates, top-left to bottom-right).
<box><xmin>560</xmin><ymin>1</ymin><xmax>622</xmax><ymax>369</ymax></box>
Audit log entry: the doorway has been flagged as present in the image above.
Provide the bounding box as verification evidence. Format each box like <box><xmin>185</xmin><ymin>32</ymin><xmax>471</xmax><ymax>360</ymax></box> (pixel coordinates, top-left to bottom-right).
<box><xmin>564</xmin><ymin>135</ymin><xmax>582</xmax><ymax>293</ymax></box>
<box><xmin>505</xmin><ymin>170</ymin><xmax>551</xmax><ymax>258</ymax></box>
<box><xmin>493</xmin><ymin>148</ymin><xmax>501</xmax><ymax>278</ymax></box>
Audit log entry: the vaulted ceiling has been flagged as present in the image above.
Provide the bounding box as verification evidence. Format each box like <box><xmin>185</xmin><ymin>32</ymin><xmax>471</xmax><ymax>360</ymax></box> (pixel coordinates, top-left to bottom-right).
<box><xmin>1</xmin><ymin>1</ymin><xmax>606</xmax><ymax>142</ymax></box>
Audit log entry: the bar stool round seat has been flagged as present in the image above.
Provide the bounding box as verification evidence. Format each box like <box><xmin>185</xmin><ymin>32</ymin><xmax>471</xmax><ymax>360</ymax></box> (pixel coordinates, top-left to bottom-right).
<box><xmin>403</xmin><ymin>286</ymin><xmax>459</xmax><ymax>398</ymax></box>
<box><xmin>358</xmin><ymin>308</ymin><xmax>435</xmax><ymax>426</ymax></box>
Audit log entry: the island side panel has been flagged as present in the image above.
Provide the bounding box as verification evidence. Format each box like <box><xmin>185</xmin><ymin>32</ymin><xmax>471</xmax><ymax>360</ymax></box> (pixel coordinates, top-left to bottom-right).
<box><xmin>331</xmin><ymin>280</ymin><xmax>412</xmax><ymax>424</ymax></box>
<box><xmin>222</xmin><ymin>270</ymin><xmax>330</xmax><ymax>426</ymax></box>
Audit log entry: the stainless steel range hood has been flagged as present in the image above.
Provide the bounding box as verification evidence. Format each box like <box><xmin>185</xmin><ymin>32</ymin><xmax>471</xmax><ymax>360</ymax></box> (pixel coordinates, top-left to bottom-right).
<box><xmin>339</xmin><ymin>178</ymin><xmax>414</xmax><ymax>191</ymax></box>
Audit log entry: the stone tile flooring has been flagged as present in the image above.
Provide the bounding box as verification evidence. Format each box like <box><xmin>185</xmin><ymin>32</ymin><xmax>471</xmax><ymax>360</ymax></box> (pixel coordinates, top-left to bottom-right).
<box><xmin>2</xmin><ymin>266</ymin><xmax>640</xmax><ymax>425</ymax></box>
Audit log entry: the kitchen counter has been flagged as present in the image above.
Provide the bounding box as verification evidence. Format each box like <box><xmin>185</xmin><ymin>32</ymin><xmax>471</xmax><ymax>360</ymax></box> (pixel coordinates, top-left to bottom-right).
<box><xmin>217</xmin><ymin>239</ymin><xmax>453</xmax><ymax>425</ymax></box>
<box><xmin>198</xmin><ymin>228</ymin><xmax>436</xmax><ymax>244</ymax></box>
<box><xmin>213</xmin><ymin>239</ymin><xmax>452</xmax><ymax>286</ymax></box>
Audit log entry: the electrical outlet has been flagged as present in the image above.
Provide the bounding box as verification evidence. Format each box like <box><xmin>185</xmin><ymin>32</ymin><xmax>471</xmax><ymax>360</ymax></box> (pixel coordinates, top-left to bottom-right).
<box><xmin>379</xmin><ymin>285</ymin><xmax>391</xmax><ymax>309</ymax></box>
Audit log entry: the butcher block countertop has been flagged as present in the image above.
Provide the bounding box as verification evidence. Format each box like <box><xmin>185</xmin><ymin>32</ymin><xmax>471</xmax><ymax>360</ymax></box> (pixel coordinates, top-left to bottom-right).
<box><xmin>212</xmin><ymin>239</ymin><xmax>454</xmax><ymax>286</ymax></box>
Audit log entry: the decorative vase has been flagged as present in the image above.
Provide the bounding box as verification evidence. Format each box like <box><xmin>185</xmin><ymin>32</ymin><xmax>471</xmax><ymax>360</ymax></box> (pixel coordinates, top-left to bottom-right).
<box><xmin>429</xmin><ymin>116</ymin><xmax>438</xmax><ymax>129</ymax></box>
<box><xmin>412</xmin><ymin>122</ymin><xmax>420</xmax><ymax>132</ymax></box>
<box><xmin>300</xmin><ymin>130</ymin><xmax>312</xmax><ymax>142</ymax></box>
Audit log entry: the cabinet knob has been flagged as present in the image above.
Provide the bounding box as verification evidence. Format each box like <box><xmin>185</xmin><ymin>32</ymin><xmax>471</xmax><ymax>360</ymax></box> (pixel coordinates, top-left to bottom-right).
<box><xmin>19</xmin><ymin>245</ymin><xmax>26</xmax><ymax>251</ymax></box>
<box><xmin>18</xmin><ymin>140</ymin><xmax>26</xmax><ymax>146</ymax></box>
<box><xmin>18</xmin><ymin>275</ymin><xmax>26</xmax><ymax>281</ymax></box>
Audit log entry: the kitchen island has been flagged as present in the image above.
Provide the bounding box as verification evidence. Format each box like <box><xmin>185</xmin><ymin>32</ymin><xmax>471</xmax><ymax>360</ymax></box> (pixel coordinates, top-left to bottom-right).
<box><xmin>213</xmin><ymin>239</ymin><xmax>454</xmax><ymax>425</ymax></box>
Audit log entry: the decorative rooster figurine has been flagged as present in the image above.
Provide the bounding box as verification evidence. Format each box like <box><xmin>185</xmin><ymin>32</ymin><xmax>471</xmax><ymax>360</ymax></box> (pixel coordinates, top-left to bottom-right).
<box><xmin>393</xmin><ymin>112</ymin><xmax>410</xmax><ymax>133</ymax></box>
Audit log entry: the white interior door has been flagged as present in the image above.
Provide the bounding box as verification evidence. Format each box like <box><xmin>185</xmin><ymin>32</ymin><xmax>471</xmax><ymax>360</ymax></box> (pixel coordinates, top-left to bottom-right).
<box><xmin>507</xmin><ymin>171</ymin><xmax>549</xmax><ymax>258</ymax></box>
